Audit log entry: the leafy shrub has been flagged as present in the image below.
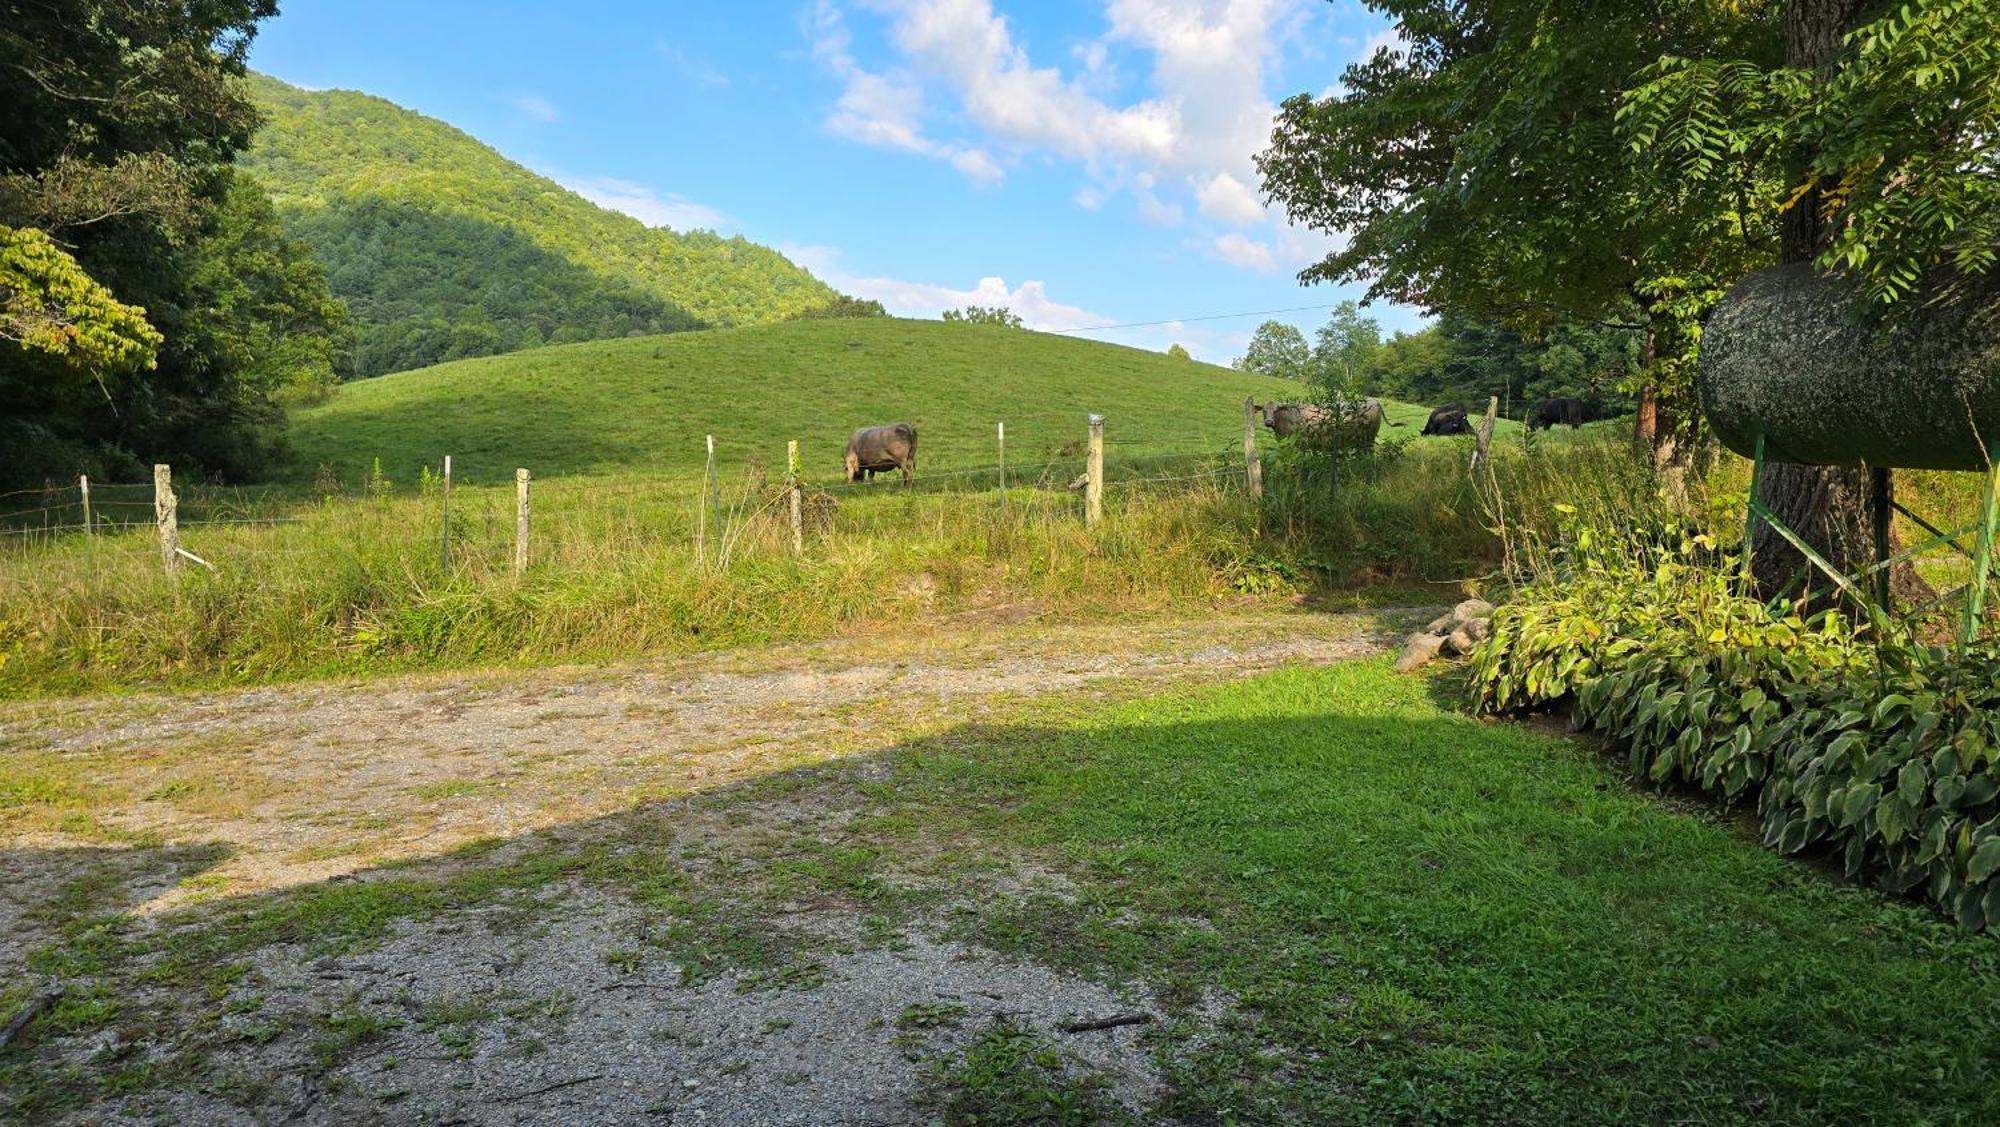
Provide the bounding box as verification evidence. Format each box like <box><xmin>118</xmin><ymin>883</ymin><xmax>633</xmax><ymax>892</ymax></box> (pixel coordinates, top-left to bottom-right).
<box><xmin>1473</xmin><ymin>528</ymin><xmax>2000</xmax><ymax>928</ymax></box>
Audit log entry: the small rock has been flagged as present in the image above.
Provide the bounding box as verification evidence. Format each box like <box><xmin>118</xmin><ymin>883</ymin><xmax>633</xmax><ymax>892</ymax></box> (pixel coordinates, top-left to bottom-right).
<box><xmin>1461</xmin><ymin>616</ymin><xmax>1491</xmax><ymax>643</ymax></box>
<box><xmin>1395</xmin><ymin>631</ymin><xmax>1446</xmax><ymax>674</ymax></box>
<box><xmin>1444</xmin><ymin>626</ymin><xmax>1477</xmax><ymax>656</ymax></box>
<box><xmin>684</xmin><ymin>1079</ymin><xmax>700</xmax><ymax>1090</ymax></box>
<box><xmin>1451</xmin><ymin>598</ymin><xmax>1496</xmax><ymax>626</ymax></box>
<box><xmin>1424</xmin><ymin>613</ymin><xmax>1454</xmax><ymax>634</ymax></box>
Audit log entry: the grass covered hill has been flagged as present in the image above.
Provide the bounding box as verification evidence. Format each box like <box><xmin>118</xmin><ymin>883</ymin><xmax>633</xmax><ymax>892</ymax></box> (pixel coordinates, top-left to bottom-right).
<box><xmin>240</xmin><ymin>75</ymin><xmax>836</xmax><ymax>378</ymax></box>
<box><xmin>287</xmin><ymin>319</ymin><xmax>1449</xmax><ymax>484</ymax></box>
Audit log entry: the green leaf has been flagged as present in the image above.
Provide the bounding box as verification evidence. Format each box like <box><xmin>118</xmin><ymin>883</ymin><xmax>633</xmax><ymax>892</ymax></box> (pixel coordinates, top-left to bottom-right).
<box><xmin>1839</xmin><ymin>783</ymin><xmax>1881</xmax><ymax>829</ymax></box>
<box><xmin>1968</xmin><ymin>838</ymin><xmax>2000</xmax><ymax>883</ymax></box>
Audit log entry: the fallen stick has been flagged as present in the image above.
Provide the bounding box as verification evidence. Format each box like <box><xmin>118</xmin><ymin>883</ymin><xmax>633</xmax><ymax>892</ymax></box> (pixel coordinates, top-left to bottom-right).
<box><xmin>1058</xmin><ymin>1012</ymin><xmax>1153</xmax><ymax>1034</ymax></box>
<box><xmin>0</xmin><ymin>987</ymin><xmax>64</xmax><ymax>1050</ymax></box>
<box><xmin>495</xmin><ymin>1073</ymin><xmax>605</xmax><ymax>1103</ymax></box>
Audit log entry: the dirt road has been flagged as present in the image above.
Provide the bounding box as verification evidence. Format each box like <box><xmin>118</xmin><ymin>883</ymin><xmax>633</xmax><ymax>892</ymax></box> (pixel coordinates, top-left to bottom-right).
<box><xmin>0</xmin><ymin>608</ymin><xmax>1413</xmax><ymax>1125</ymax></box>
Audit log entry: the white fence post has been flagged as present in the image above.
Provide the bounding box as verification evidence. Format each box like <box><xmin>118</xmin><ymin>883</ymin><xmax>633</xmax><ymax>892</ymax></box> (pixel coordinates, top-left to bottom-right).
<box><xmin>788</xmin><ymin>439</ymin><xmax>803</xmax><ymax>554</ymax></box>
<box><xmin>514</xmin><ymin>467</ymin><xmax>531</xmax><ymax>578</ymax></box>
<box><xmin>153</xmin><ymin>464</ymin><xmax>179</xmax><ymax>575</ymax></box>
<box><xmin>439</xmin><ymin>455</ymin><xmax>453</xmax><ymax>570</ymax></box>
<box><xmin>1086</xmin><ymin>414</ymin><xmax>1104</xmax><ymax>526</ymax></box>
<box><xmin>1244</xmin><ymin>397</ymin><xmax>1263</xmax><ymax>500</ymax></box>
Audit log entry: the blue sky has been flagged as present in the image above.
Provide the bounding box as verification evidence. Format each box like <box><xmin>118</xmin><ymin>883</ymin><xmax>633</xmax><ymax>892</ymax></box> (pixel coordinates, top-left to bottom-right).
<box><xmin>249</xmin><ymin>0</ymin><xmax>1422</xmax><ymax>362</ymax></box>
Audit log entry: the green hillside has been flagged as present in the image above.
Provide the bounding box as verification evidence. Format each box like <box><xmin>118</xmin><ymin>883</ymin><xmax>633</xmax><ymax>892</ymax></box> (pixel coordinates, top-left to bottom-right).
<box><xmin>287</xmin><ymin>319</ymin><xmax>1448</xmax><ymax>484</ymax></box>
<box><xmin>240</xmin><ymin>75</ymin><xmax>836</xmax><ymax>377</ymax></box>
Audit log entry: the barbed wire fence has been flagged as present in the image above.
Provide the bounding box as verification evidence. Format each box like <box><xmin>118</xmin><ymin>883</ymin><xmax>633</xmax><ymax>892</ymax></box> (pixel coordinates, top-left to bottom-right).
<box><xmin>0</xmin><ymin>403</ymin><xmax>1290</xmax><ymax>584</ymax></box>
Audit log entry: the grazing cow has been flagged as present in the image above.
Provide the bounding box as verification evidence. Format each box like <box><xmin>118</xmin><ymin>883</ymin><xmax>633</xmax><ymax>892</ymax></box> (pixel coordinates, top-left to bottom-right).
<box><xmin>844</xmin><ymin>423</ymin><xmax>918</xmax><ymax>483</ymax></box>
<box><xmin>1258</xmin><ymin>399</ymin><xmax>1383</xmax><ymax>448</ymax></box>
<box><xmin>1256</xmin><ymin>401</ymin><xmax>1328</xmax><ymax>439</ymax></box>
<box><xmin>1422</xmin><ymin>403</ymin><xmax>1472</xmax><ymax>436</ymax></box>
<box><xmin>1528</xmin><ymin>397</ymin><xmax>1588</xmax><ymax>430</ymax></box>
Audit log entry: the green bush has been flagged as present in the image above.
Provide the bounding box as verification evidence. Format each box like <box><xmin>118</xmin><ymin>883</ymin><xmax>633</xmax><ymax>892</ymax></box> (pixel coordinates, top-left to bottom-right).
<box><xmin>1473</xmin><ymin>531</ymin><xmax>2000</xmax><ymax>929</ymax></box>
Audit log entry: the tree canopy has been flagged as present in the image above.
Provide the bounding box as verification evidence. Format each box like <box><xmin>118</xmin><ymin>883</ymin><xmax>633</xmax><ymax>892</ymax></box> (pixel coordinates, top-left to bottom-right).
<box><xmin>1234</xmin><ymin>320</ymin><xmax>1311</xmax><ymax>381</ymax></box>
<box><xmin>1258</xmin><ymin>1</ymin><xmax>1778</xmax><ymax>447</ymax></box>
<box><xmin>941</xmin><ymin>305</ymin><xmax>1024</xmax><ymax>327</ymax></box>
<box><xmin>0</xmin><ymin>0</ymin><xmax>354</xmax><ymax>483</ymax></box>
<box><xmin>0</xmin><ymin>224</ymin><xmax>161</xmax><ymax>375</ymax></box>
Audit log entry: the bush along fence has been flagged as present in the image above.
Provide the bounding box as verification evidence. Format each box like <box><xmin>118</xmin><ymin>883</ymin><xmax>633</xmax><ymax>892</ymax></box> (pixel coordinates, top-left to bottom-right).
<box><xmin>1470</xmin><ymin>533</ymin><xmax>2000</xmax><ymax>930</ymax></box>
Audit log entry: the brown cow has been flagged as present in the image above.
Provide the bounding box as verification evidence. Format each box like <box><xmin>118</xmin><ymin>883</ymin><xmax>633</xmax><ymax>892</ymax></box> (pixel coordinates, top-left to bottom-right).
<box><xmin>844</xmin><ymin>423</ymin><xmax>918</xmax><ymax>483</ymax></box>
<box><xmin>1259</xmin><ymin>399</ymin><xmax>1383</xmax><ymax>447</ymax></box>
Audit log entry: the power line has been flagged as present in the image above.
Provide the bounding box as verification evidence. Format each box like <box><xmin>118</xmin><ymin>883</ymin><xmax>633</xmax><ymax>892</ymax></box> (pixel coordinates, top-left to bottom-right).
<box><xmin>1044</xmin><ymin>303</ymin><xmax>1335</xmax><ymax>335</ymax></box>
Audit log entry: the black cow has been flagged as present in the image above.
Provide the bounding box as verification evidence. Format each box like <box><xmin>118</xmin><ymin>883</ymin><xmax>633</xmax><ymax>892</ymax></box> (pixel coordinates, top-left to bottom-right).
<box><xmin>1421</xmin><ymin>403</ymin><xmax>1472</xmax><ymax>436</ymax></box>
<box><xmin>844</xmin><ymin>423</ymin><xmax>918</xmax><ymax>483</ymax></box>
<box><xmin>1528</xmin><ymin>397</ymin><xmax>1588</xmax><ymax>430</ymax></box>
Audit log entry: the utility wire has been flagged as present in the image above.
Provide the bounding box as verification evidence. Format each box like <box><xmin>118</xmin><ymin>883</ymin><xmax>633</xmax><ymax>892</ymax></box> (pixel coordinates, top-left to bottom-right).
<box><xmin>1043</xmin><ymin>303</ymin><xmax>1334</xmax><ymax>335</ymax></box>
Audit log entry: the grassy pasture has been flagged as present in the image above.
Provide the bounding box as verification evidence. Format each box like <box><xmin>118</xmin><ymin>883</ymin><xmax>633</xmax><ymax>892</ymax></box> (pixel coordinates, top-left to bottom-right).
<box><xmin>283</xmin><ymin>319</ymin><xmax>1474</xmax><ymax>486</ymax></box>
<box><xmin>0</xmin><ymin>322</ymin><xmax>1557</xmax><ymax>696</ymax></box>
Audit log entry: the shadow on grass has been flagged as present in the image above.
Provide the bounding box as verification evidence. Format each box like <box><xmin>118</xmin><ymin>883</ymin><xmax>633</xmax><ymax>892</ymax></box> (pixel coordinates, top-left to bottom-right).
<box><xmin>4</xmin><ymin>672</ymin><xmax>1997</xmax><ymax>1123</ymax></box>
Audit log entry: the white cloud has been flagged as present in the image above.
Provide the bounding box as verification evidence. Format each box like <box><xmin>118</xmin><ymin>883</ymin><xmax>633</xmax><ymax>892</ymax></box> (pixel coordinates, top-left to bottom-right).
<box><xmin>950</xmin><ymin>147</ymin><xmax>1006</xmax><ymax>185</ymax></box>
<box><xmin>781</xmin><ymin>243</ymin><xmax>1111</xmax><ymax>330</ymax></box>
<box><xmin>1195</xmin><ymin>170</ymin><xmax>1264</xmax><ymax>225</ymax></box>
<box><xmin>1136</xmin><ymin>188</ymin><xmax>1184</xmax><ymax>227</ymax></box>
<box><xmin>882</xmin><ymin>0</ymin><xmax>1181</xmax><ymax>167</ymax></box>
<box><xmin>1213</xmin><ymin>232</ymin><xmax>1277</xmax><ymax>272</ymax></box>
<box><xmin>557</xmin><ymin>174</ymin><xmax>728</xmax><ymax>231</ymax></box>
<box><xmin>512</xmin><ymin>95</ymin><xmax>559</xmax><ymax>123</ymax></box>
<box><xmin>807</xmin><ymin>0</ymin><xmax>1333</xmax><ymax>260</ymax></box>
<box><xmin>811</xmin><ymin>1</ymin><xmax>1009</xmax><ymax>185</ymax></box>
<box><xmin>1274</xmin><ymin>219</ymin><xmax>1346</xmax><ymax>269</ymax></box>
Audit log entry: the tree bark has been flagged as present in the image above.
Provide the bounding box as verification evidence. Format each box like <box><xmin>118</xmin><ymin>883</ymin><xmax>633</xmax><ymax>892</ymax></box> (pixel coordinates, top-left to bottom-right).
<box><xmin>1750</xmin><ymin>0</ymin><xmax>1916</xmax><ymax>604</ymax></box>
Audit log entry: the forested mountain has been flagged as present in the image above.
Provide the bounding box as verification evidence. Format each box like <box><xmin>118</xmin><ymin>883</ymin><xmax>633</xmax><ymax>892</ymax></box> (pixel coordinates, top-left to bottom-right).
<box><xmin>240</xmin><ymin>75</ymin><xmax>835</xmax><ymax>377</ymax></box>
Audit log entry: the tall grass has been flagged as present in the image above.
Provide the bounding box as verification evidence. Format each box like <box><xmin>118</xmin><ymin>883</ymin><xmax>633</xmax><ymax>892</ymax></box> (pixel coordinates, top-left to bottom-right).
<box><xmin>18</xmin><ymin>427</ymin><xmax>1944</xmax><ymax>697</ymax></box>
<box><xmin>0</xmin><ymin>462</ymin><xmax>1286</xmax><ymax>695</ymax></box>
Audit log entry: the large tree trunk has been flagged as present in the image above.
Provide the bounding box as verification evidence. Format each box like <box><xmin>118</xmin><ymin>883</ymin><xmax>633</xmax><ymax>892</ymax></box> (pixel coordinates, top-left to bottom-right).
<box><xmin>1750</xmin><ymin>0</ymin><xmax>1910</xmax><ymax>603</ymax></box>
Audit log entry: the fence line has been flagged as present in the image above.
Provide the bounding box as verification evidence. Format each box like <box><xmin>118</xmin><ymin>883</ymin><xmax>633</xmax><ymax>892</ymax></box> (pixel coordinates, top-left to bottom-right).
<box><xmin>4</xmin><ymin>414</ymin><xmax>1278</xmax><ymax>576</ymax></box>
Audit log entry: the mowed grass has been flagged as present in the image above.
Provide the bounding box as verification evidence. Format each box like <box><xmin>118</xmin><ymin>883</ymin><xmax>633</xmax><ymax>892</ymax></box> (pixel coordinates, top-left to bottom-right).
<box><xmin>7</xmin><ymin>660</ymin><xmax>1993</xmax><ymax>1122</ymax></box>
<box><xmin>880</xmin><ymin>662</ymin><xmax>2000</xmax><ymax>1121</ymax></box>
<box><xmin>285</xmin><ymin>318</ymin><xmax>1458</xmax><ymax>485</ymax></box>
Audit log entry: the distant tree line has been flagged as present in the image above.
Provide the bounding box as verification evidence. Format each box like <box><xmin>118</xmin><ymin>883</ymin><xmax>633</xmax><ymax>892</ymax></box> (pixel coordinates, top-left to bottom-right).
<box><xmin>1235</xmin><ymin>302</ymin><xmax>1637</xmax><ymax>417</ymax></box>
<box><xmin>786</xmin><ymin>293</ymin><xmax>888</xmax><ymax>320</ymax></box>
<box><xmin>942</xmin><ymin>305</ymin><xmax>1024</xmax><ymax>328</ymax></box>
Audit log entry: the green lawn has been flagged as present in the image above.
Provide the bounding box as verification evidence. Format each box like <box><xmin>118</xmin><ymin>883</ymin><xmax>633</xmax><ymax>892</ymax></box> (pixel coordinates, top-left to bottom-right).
<box><xmin>287</xmin><ymin>319</ymin><xmax>1466</xmax><ymax>486</ymax></box>
<box><xmin>876</xmin><ymin>662</ymin><xmax>2000</xmax><ymax>1121</ymax></box>
<box><xmin>8</xmin><ymin>658</ymin><xmax>1992</xmax><ymax>1122</ymax></box>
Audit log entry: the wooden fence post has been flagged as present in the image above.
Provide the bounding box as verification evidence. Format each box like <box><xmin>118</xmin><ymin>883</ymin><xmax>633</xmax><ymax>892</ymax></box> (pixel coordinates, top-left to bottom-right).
<box><xmin>1471</xmin><ymin>396</ymin><xmax>1500</xmax><ymax>471</ymax></box>
<box><xmin>997</xmin><ymin>421</ymin><xmax>1007</xmax><ymax>513</ymax></box>
<box><xmin>154</xmin><ymin>464</ymin><xmax>179</xmax><ymax>575</ymax></box>
<box><xmin>788</xmin><ymin>439</ymin><xmax>803</xmax><ymax>554</ymax></box>
<box><xmin>513</xmin><ymin>467</ymin><xmax>530</xmax><ymax>578</ymax></box>
<box><xmin>698</xmin><ymin>434</ymin><xmax>718</xmax><ymax>567</ymax></box>
<box><xmin>439</xmin><ymin>455</ymin><xmax>453</xmax><ymax>570</ymax></box>
<box><xmin>79</xmin><ymin>474</ymin><xmax>92</xmax><ymax>535</ymax></box>
<box><xmin>1243</xmin><ymin>397</ymin><xmax>1263</xmax><ymax>500</ymax></box>
<box><xmin>1086</xmin><ymin>414</ymin><xmax>1104</xmax><ymax>526</ymax></box>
